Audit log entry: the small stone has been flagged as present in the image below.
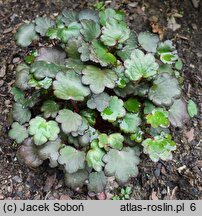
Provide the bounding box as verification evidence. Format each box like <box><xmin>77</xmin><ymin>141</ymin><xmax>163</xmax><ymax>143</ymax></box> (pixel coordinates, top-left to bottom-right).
<box><xmin>3</xmin><ymin>27</ymin><xmax>13</xmax><ymax>34</ymax></box>
<box><xmin>0</xmin><ymin>80</ymin><xmax>4</xmax><ymax>87</ymax></box>
<box><xmin>128</xmin><ymin>2</ymin><xmax>138</xmax><ymax>7</ymax></box>
<box><xmin>12</xmin><ymin>57</ymin><xmax>20</xmax><ymax>64</ymax></box>
<box><xmin>0</xmin><ymin>194</ymin><xmax>4</xmax><ymax>200</ymax></box>
<box><xmin>59</xmin><ymin>195</ymin><xmax>72</xmax><ymax>200</ymax></box>
<box><xmin>12</xmin><ymin>175</ymin><xmax>23</xmax><ymax>183</ymax></box>
<box><xmin>97</xmin><ymin>192</ymin><xmax>106</xmax><ymax>200</ymax></box>
<box><xmin>0</xmin><ymin>65</ymin><xmax>6</xmax><ymax>78</ymax></box>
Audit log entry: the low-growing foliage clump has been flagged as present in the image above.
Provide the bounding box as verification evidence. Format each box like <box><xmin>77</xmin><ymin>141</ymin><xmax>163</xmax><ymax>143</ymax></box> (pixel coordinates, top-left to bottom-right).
<box><xmin>9</xmin><ymin>6</ymin><xmax>191</xmax><ymax>194</ymax></box>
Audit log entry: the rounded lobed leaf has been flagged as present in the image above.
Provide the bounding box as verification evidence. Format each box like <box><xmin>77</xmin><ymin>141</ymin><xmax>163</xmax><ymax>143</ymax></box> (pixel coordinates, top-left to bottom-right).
<box><xmin>149</xmin><ymin>73</ymin><xmax>181</xmax><ymax>106</ymax></box>
<box><xmin>146</xmin><ymin>108</ymin><xmax>170</xmax><ymax>128</ymax></box>
<box><xmin>58</xmin><ymin>146</ymin><xmax>85</xmax><ymax>173</ymax></box>
<box><xmin>15</xmin><ymin>23</ymin><xmax>38</xmax><ymax>47</ymax></box>
<box><xmin>80</xmin><ymin>19</ymin><xmax>101</xmax><ymax>41</ymax></box>
<box><xmin>65</xmin><ymin>169</ymin><xmax>88</xmax><ymax>190</ymax></box>
<box><xmin>87</xmin><ymin>171</ymin><xmax>107</xmax><ymax>193</ymax></box>
<box><xmin>41</xmin><ymin>100</ymin><xmax>59</xmax><ymax>118</ymax></box>
<box><xmin>103</xmin><ymin>147</ymin><xmax>140</xmax><ymax>184</ymax></box>
<box><xmin>86</xmin><ymin>140</ymin><xmax>105</xmax><ymax>172</ymax></box>
<box><xmin>124</xmin><ymin>49</ymin><xmax>159</xmax><ymax>81</ymax></box>
<box><xmin>142</xmin><ymin>134</ymin><xmax>176</xmax><ymax>162</ymax></box>
<box><xmin>35</xmin><ymin>17</ymin><xmax>55</xmax><ymax>36</ymax></box>
<box><xmin>119</xmin><ymin>113</ymin><xmax>141</xmax><ymax>133</ymax></box>
<box><xmin>101</xmin><ymin>19</ymin><xmax>130</xmax><ymax>46</ymax></box>
<box><xmin>36</xmin><ymin>47</ymin><xmax>66</xmax><ymax>64</ymax></box>
<box><xmin>138</xmin><ymin>31</ymin><xmax>159</xmax><ymax>53</ymax></box>
<box><xmin>38</xmin><ymin>138</ymin><xmax>63</xmax><ymax>168</ymax></box>
<box><xmin>82</xmin><ymin>65</ymin><xmax>117</xmax><ymax>94</ymax></box>
<box><xmin>87</xmin><ymin>92</ymin><xmax>110</xmax><ymax>112</ymax></box>
<box><xmin>29</xmin><ymin>117</ymin><xmax>60</xmax><ymax>145</ymax></box>
<box><xmin>53</xmin><ymin>71</ymin><xmax>90</xmax><ymax>101</ymax></box>
<box><xmin>56</xmin><ymin>109</ymin><xmax>82</xmax><ymax>134</ymax></box>
<box><xmin>17</xmin><ymin>138</ymin><xmax>43</xmax><ymax>168</ymax></box>
<box><xmin>12</xmin><ymin>103</ymin><xmax>31</xmax><ymax>125</ymax></box>
<box><xmin>9</xmin><ymin>122</ymin><xmax>28</xmax><ymax>144</ymax></box>
<box><xmin>101</xmin><ymin>96</ymin><xmax>126</xmax><ymax>122</ymax></box>
<box><xmin>168</xmin><ymin>99</ymin><xmax>189</xmax><ymax>128</ymax></box>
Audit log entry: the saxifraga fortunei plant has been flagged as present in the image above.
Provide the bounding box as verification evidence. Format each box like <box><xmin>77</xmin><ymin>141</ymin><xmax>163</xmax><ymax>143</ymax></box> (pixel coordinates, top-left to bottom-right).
<box><xmin>8</xmin><ymin>6</ymin><xmax>190</xmax><ymax>194</ymax></box>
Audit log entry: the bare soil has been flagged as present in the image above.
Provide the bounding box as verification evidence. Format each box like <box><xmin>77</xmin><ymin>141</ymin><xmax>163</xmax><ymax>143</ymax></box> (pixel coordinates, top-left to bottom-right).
<box><xmin>0</xmin><ymin>0</ymin><xmax>201</xmax><ymax>200</ymax></box>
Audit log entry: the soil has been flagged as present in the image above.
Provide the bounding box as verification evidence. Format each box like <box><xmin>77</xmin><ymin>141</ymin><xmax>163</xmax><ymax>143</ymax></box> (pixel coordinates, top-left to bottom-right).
<box><xmin>0</xmin><ymin>0</ymin><xmax>201</xmax><ymax>200</ymax></box>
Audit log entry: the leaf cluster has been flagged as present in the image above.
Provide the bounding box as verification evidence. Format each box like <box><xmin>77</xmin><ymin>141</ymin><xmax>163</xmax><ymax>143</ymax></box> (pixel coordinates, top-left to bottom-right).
<box><xmin>9</xmin><ymin>7</ymin><xmax>190</xmax><ymax>193</ymax></box>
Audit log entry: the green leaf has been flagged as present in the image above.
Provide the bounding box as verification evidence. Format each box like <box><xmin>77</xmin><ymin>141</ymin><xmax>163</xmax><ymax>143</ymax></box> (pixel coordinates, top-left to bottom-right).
<box><xmin>103</xmin><ymin>147</ymin><xmax>139</xmax><ymax>184</ymax></box>
<box><xmin>65</xmin><ymin>169</ymin><xmax>88</xmax><ymax>189</ymax></box>
<box><xmin>82</xmin><ymin>65</ymin><xmax>117</xmax><ymax>94</ymax></box>
<box><xmin>88</xmin><ymin>171</ymin><xmax>107</xmax><ymax>193</ymax></box>
<box><xmin>99</xmin><ymin>8</ymin><xmax>125</xmax><ymax>26</ymax></box>
<box><xmin>36</xmin><ymin>47</ymin><xmax>66</xmax><ymax>64</ymax></box>
<box><xmin>142</xmin><ymin>134</ymin><xmax>176</xmax><ymax>162</ymax></box>
<box><xmin>11</xmin><ymin>87</ymin><xmax>25</xmax><ymax>103</ymax></box>
<box><xmin>71</xmin><ymin>117</ymin><xmax>89</xmax><ymax>137</ymax></box>
<box><xmin>56</xmin><ymin>109</ymin><xmax>82</xmax><ymax>134</ymax></box>
<box><xmin>9</xmin><ymin>122</ymin><xmax>28</xmax><ymax>143</ymax></box>
<box><xmin>38</xmin><ymin>138</ymin><xmax>63</xmax><ymax>168</ymax></box>
<box><xmin>124</xmin><ymin>49</ymin><xmax>158</xmax><ymax>81</ymax></box>
<box><xmin>90</xmin><ymin>40</ymin><xmax>117</xmax><ymax>66</ymax></box>
<box><xmin>46</xmin><ymin>27</ymin><xmax>58</xmax><ymax>39</ymax></box>
<box><xmin>41</xmin><ymin>100</ymin><xmax>59</xmax><ymax>118</ymax></box>
<box><xmin>98</xmin><ymin>133</ymin><xmax>108</xmax><ymax>148</ymax></box>
<box><xmin>29</xmin><ymin>117</ymin><xmax>60</xmax><ymax>145</ymax></box>
<box><xmin>168</xmin><ymin>99</ymin><xmax>189</xmax><ymax>128</ymax></box>
<box><xmin>86</xmin><ymin>140</ymin><xmax>105</xmax><ymax>172</ymax></box>
<box><xmin>53</xmin><ymin>71</ymin><xmax>90</xmax><ymax>101</ymax></box>
<box><xmin>157</xmin><ymin>40</ymin><xmax>175</xmax><ymax>53</ymax></box>
<box><xmin>101</xmin><ymin>96</ymin><xmax>126</xmax><ymax>122</ymax></box>
<box><xmin>80</xmin><ymin>20</ymin><xmax>101</xmax><ymax>41</ymax></box>
<box><xmin>15</xmin><ymin>64</ymin><xmax>30</xmax><ymax>90</ymax></box>
<box><xmin>65</xmin><ymin>58</ymin><xmax>85</xmax><ymax>74</ymax></box>
<box><xmin>17</xmin><ymin>138</ymin><xmax>43</xmax><ymax>167</ymax></box>
<box><xmin>57</xmin><ymin>22</ymin><xmax>81</xmax><ymax>43</ymax></box>
<box><xmin>25</xmin><ymin>50</ymin><xmax>38</xmax><ymax>64</ymax></box>
<box><xmin>157</xmin><ymin>40</ymin><xmax>178</xmax><ymax>64</ymax></box>
<box><xmin>138</xmin><ymin>32</ymin><xmax>159</xmax><ymax>52</ymax></box>
<box><xmin>98</xmin><ymin>133</ymin><xmax>124</xmax><ymax>150</ymax></box>
<box><xmin>58</xmin><ymin>146</ymin><xmax>85</xmax><ymax>173</ymax></box>
<box><xmin>65</xmin><ymin>37</ymin><xmax>81</xmax><ymax>59</ymax></box>
<box><xmin>187</xmin><ymin>100</ymin><xmax>198</xmax><ymax>118</ymax></box>
<box><xmin>35</xmin><ymin>17</ymin><xmax>55</xmax><ymax>36</ymax></box>
<box><xmin>78</xmin><ymin>9</ymin><xmax>99</xmax><ymax>23</ymax></box>
<box><xmin>158</xmin><ymin>64</ymin><xmax>173</xmax><ymax>74</ymax></box>
<box><xmin>15</xmin><ymin>23</ymin><xmax>38</xmax><ymax>47</ymax></box>
<box><xmin>175</xmin><ymin>58</ymin><xmax>183</xmax><ymax>70</ymax></box>
<box><xmin>80</xmin><ymin>109</ymin><xmax>96</xmax><ymax>127</ymax></box>
<box><xmin>28</xmin><ymin>76</ymin><xmax>52</xmax><ymax>89</ymax></box>
<box><xmin>117</xmin><ymin>31</ymin><xmax>138</xmax><ymax>61</ymax></box>
<box><xmin>30</xmin><ymin>61</ymin><xmax>60</xmax><ymax>79</ymax></box>
<box><xmin>119</xmin><ymin>113</ymin><xmax>141</xmax><ymax>133</ymax></box>
<box><xmin>101</xmin><ymin>19</ymin><xmax>130</xmax><ymax>46</ymax></box>
<box><xmin>160</xmin><ymin>53</ymin><xmax>178</xmax><ymax>64</ymax></box>
<box><xmin>87</xmin><ymin>92</ymin><xmax>110</xmax><ymax>112</ymax></box>
<box><xmin>13</xmin><ymin>103</ymin><xmax>31</xmax><ymax>124</ymax></box>
<box><xmin>130</xmin><ymin>129</ymin><xmax>143</xmax><ymax>143</ymax></box>
<box><xmin>143</xmin><ymin>100</ymin><xmax>156</xmax><ymax>114</ymax></box>
<box><xmin>78</xmin><ymin>42</ymin><xmax>90</xmax><ymax>62</ymax></box>
<box><xmin>124</xmin><ymin>98</ymin><xmax>141</xmax><ymax>113</ymax></box>
<box><xmin>60</xmin><ymin>9</ymin><xmax>78</xmax><ymax>25</ymax></box>
<box><xmin>149</xmin><ymin>73</ymin><xmax>181</xmax><ymax>106</ymax></box>
<box><xmin>146</xmin><ymin>108</ymin><xmax>169</xmax><ymax>128</ymax></box>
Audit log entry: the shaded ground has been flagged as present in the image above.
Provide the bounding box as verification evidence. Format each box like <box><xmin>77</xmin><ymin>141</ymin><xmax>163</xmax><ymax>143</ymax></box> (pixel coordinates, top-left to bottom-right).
<box><xmin>0</xmin><ymin>0</ymin><xmax>201</xmax><ymax>200</ymax></box>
